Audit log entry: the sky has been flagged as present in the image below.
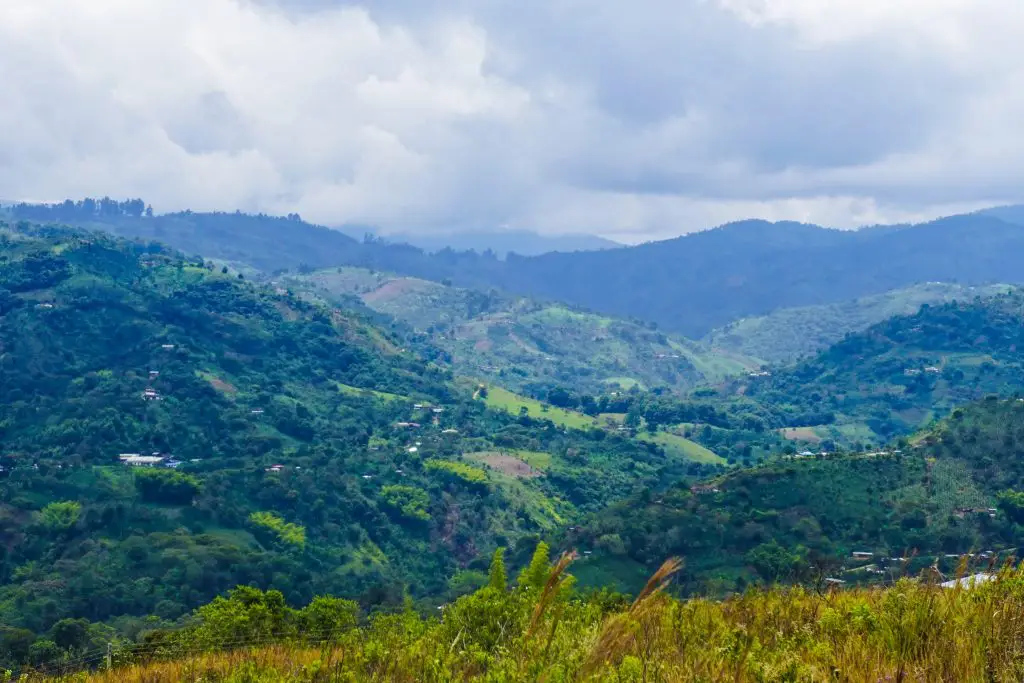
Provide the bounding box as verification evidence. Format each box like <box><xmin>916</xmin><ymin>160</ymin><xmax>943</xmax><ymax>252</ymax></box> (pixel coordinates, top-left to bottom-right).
<box><xmin>1</xmin><ymin>0</ymin><xmax>1022</xmax><ymax>243</ymax></box>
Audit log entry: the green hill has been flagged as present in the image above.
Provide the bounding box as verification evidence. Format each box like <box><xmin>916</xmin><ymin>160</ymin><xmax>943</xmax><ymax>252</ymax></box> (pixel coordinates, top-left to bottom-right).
<box><xmin>0</xmin><ymin>221</ymin><xmax>718</xmax><ymax>664</ymax></box>
<box><xmin>578</xmin><ymin>397</ymin><xmax>1024</xmax><ymax>594</ymax></box>
<box><xmin>716</xmin><ymin>291</ymin><xmax>1024</xmax><ymax>444</ymax></box>
<box><xmin>286</xmin><ymin>266</ymin><xmax>757</xmax><ymax>395</ymax></box>
<box><xmin>707</xmin><ymin>282</ymin><xmax>1016</xmax><ymax>363</ymax></box>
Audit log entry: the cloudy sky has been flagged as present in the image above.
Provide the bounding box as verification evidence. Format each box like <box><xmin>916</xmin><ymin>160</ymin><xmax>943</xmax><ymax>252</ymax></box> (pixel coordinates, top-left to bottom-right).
<box><xmin>1</xmin><ymin>0</ymin><xmax>1021</xmax><ymax>242</ymax></box>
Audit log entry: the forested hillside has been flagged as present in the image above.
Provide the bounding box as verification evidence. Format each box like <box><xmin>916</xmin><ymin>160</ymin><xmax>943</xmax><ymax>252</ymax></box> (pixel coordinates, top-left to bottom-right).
<box><xmin>0</xmin><ymin>221</ymin><xmax>716</xmax><ymax>667</ymax></box>
<box><xmin>13</xmin><ymin>200</ymin><xmax>1024</xmax><ymax>337</ymax></box>
<box><xmin>714</xmin><ymin>291</ymin><xmax>1024</xmax><ymax>444</ymax></box>
<box><xmin>707</xmin><ymin>283</ymin><xmax>1015</xmax><ymax>363</ymax></box>
<box><xmin>578</xmin><ymin>397</ymin><xmax>1024</xmax><ymax>594</ymax></box>
<box><xmin>287</xmin><ymin>267</ymin><xmax>756</xmax><ymax>395</ymax></box>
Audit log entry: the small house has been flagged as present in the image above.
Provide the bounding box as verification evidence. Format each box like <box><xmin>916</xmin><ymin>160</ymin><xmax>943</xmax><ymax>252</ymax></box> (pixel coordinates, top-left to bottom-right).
<box><xmin>442</xmin><ymin>429</ymin><xmax>459</xmax><ymax>434</ymax></box>
<box><xmin>851</xmin><ymin>551</ymin><xmax>874</xmax><ymax>560</ymax></box>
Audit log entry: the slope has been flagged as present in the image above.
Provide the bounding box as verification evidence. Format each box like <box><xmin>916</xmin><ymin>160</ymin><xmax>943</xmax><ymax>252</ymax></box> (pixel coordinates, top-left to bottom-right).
<box><xmin>286</xmin><ymin>266</ymin><xmax>757</xmax><ymax>395</ymax></box>
<box><xmin>355</xmin><ymin>227</ymin><xmax>619</xmax><ymax>257</ymax></box>
<box><xmin>717</xmin><ymin>291</ymin><xmax>1024</xmax><ymax>444</ymax></box>
<box><xmin>577</xmin><ymin>397</ymin><xmax>1024</xmax><ymax>594</ymax></box>
<box><xmin>0</xmin><ymin>221</ymin><xmax>711</xmax><ymax>651</ymax></box>
<box><xmin>707</xmin><ymin>282</ymin><xmax>1017</xmax><ymax>363</ymax></box>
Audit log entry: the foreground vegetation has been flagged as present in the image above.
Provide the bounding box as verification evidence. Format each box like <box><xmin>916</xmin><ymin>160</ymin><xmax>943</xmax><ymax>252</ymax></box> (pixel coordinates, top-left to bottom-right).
<box><xmin>24</xmin><ymin>548</ymin><xmax>1024</xmax><ymax>682</ymax></box>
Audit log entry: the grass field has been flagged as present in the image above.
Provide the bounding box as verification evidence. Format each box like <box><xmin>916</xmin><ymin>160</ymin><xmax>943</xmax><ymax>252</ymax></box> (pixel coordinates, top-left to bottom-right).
<box><xmin>637</xmin><ymin>431</ymin><xmax>725</xmax><ymax>465</ymax></box>
<box><xmin>336</xmin><ymin>382</ymin><xmax>407</xmax><ymax>402</ymax></box>
<box><xmin>481</xmin><ymin>385</ymin><xmax>597</xmax><ymax>430</ymax></box>
<box><xmin>482</xmin><ymin>386</ymin><xmax>724</xmax><ymax>464</ymax></box>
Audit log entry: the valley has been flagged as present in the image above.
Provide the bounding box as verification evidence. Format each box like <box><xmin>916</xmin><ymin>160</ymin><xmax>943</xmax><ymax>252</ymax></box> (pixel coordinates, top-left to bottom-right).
<box><xmin>6</xmin><ymin>208</ymin><xmax>1024</xmax><ymax>677</ymax></box>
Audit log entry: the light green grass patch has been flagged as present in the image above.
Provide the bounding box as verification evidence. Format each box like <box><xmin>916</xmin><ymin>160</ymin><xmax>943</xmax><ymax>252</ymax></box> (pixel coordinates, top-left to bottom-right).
<box><xmin>336</xmin><ymin>382</ymin><xmax>406</xmax><ymax>402</ymax></box>
<box><xmin>637</xmin><ymin>431</ymin><xmax>725</xmax><ymax>465</ymax></box>
<box><xmin>485</xmin><ymin>471</ymin><xmax>568</xmax><ymax>530</ymax></box>
<box><xmin>481</xmin><ymin>385</ymin><xmax>596</xmax><ymax>430</ymax></box>
<box><xmin>425</xmin><ymin>459</ymin><xmax>489</xmax><ymax>484</ymax></box>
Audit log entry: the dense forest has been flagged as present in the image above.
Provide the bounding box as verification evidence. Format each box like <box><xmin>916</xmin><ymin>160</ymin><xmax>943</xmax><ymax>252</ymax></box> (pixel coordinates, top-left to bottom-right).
<box><xmin>11</xmin><ymin>199</ymin><xmax>1024</xmax><ymax>337</ymax></box>
<box><xmin>0</xmin><ymin>221</ymin><xmax>717</xmax><ymax>669</ymax></box>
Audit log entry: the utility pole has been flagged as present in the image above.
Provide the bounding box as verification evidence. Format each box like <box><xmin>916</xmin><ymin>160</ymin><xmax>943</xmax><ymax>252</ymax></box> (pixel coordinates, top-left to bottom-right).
<box><xmin>106</xmin><ymin>642</ymin><xmax>112</xmax><ymax>671</ymax></box>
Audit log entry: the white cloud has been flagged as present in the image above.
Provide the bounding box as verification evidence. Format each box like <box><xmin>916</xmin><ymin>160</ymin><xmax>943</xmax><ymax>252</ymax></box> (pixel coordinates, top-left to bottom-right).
<box><xmin>0</xmin><ymin>0</ymin><xmax>1022</xmax><ymax>239</ymax></box>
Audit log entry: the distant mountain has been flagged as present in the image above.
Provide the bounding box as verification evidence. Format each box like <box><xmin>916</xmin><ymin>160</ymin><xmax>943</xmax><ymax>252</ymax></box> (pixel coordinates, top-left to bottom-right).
<box><xmin>975</xmin><ymin>204</ymin><xmax>1024</xmax><ymax>226</ymax></box>
<box><xmin>14</xmin><ymin>200</ymin><xmax>1024</xmax><ymax>337</ymax></box>
<box><xmin>358</xmin><ymin>228</ymin><xmax>619</xmax><ymax>257</ymax></box>
<box><xmin>707</xmin><ymin>282</ymin><xmax>1017</xmax><ymax>363</ymax></box>
<box><xmin>492</xmin><ymin>215</ymin><xmax>1024</xmax><ymax>336</ymax></box>
<box><xmin>286</xmin><ymin>267</ymin><xmax>758</xmax><ymax>396</ymax></box>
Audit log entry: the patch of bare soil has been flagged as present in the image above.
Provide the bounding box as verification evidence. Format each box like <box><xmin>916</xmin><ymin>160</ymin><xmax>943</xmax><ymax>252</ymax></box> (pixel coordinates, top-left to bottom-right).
<box><xmin>472</xmin><ymin>452</ymin><xmax>542</xmax><ymax>479</ymax></box>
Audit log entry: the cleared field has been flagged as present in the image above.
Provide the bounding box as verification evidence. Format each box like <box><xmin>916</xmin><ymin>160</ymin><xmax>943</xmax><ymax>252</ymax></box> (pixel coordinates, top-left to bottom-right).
<box><xmin>637</xmin><ymin>431</ymin><xmax>725</xmax><ymax>465</ymax></box>
<box><xmin>481</xmin><ymin>386</ymin><xmax>597</xmax><ymax>430</ymax></box>
<box><xmin>336</xmin><ymin>382</ymin><xmax>406</xmax><ymax>402</ymax></box>
<box><xmin>780</xmin><ymin>427</ymin><xmax>823</xmax><ymax>443</ymax></box>
<box><xmin>465</xmin><ymin>451</ymin><xmax>544</xmax><ymax>479</ymax></box>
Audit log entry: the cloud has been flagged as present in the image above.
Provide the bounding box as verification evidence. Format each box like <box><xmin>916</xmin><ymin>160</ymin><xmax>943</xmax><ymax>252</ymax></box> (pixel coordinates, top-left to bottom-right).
<box><xmin>0</xmin><ymin>0</ymin><xmax>1021</xmax><ymax>241</ymax></box>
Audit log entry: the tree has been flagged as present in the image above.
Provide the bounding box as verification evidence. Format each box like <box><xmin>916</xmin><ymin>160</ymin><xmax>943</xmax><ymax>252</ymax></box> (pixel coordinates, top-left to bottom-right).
<box><xmin>37</xmin><ymin>501</ymin><xmax>81</xmax><ymax>531</ymax></box>
<box><xmin>518</xmin><ymin>541</ymin><xmax>550</xmax><ymax>590</ymax></box>
<box><xmin>488</xmin><ymin>548</ymin><xmax>507</xmax><ymax>591</ymax></box>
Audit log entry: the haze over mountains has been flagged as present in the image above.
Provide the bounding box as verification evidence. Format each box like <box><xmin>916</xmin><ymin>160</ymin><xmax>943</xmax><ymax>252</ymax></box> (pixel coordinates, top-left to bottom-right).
<box><xmin>337</xmin><ymin>226</ymin><xmax>620</xmax><ymax>258</ymax></box>
<box><xmin>12</xmin><ymin>200</ymin><xmax>1024</xmax><ymax>336</ymax></box>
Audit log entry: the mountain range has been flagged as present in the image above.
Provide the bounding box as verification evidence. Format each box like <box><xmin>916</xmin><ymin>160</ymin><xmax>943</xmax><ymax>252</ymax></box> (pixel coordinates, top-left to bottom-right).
<box><xmin>11</xmin><ymin>200</ymin><xmax>1024</xmax><ymax>337</ymax></box>
<box><xmin>336</xmin><ymin>226</ymin><xmax>620</xmax><ymax>257</ymax></box>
